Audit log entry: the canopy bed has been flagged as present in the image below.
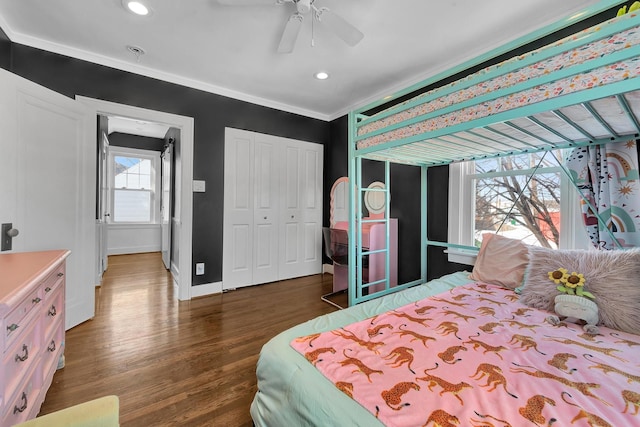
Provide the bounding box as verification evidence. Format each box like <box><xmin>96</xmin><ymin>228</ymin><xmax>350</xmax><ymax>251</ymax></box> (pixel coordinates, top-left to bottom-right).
<box><xmin>251</xmin><ymin>2</ymin><xmax>640</xmax><ymax>425</ymax></box>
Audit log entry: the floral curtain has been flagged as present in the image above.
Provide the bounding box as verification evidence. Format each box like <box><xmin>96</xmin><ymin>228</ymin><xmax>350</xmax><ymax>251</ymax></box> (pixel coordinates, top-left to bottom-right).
<box><xmin>566</xmin><ymin>140</ymin><xmax>640</xmax><ymax>249</ymax></box>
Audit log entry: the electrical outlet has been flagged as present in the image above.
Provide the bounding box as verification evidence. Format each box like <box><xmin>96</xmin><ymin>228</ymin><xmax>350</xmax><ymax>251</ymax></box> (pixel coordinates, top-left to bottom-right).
<box><xmin>195</xmin><ymin>262</ymin><xmax>205</xmax><ymax>275</ymax></box>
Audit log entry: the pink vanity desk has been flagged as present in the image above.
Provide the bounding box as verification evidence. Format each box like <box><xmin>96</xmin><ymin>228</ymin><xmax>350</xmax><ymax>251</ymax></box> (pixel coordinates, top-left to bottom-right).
<box><xmin>331</xmin><ymin>218</ymin><xmax>398</xmax><ymax>294</ymax></box>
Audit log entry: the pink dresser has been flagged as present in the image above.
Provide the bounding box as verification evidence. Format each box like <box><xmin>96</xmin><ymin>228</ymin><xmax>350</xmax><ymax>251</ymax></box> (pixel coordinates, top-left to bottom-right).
<box><xmin>0</xmin><ymin>250</ymin><xmax>68</xmax><ymax>426</ymax></box>
<box><xmin>332</xmin><ymin>219</ymin><xmax>398</xmax><ymax>293</ymax></box>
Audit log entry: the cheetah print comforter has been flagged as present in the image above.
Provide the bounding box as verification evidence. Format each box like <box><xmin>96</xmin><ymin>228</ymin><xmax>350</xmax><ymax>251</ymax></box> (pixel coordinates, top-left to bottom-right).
<box><xmin>291</xmin><ymin>283</ymin><xmax>640</xmax><ymax>427</ymax></box>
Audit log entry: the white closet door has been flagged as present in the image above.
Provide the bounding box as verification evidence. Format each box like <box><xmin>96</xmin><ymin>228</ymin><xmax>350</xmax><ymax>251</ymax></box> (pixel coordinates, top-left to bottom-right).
<box><xmin>223</xmin><ymin>131</ymin><xmax>254</xmax><ymax>289</ymax></box>
<box><xmin>252</xmin><ymin>134</ymin><xmax>279</xmax><ymax>284</ymax></box>
<box><xmin>279</xmin><ymin>141</ymin><xmax>323</xmax><ymax>280</ymax></box>
<box><xmin>223</xmin><ymin>128</ymin><xmax>323</xmax><ymax>288</ymax></box>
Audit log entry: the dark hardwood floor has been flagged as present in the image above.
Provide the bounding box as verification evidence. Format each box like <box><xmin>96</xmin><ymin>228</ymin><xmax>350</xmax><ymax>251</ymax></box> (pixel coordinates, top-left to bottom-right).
<box><xmin>39</xmin><ymin>252</ymin><xmax>338</xmax><ymax>426</ymax></box>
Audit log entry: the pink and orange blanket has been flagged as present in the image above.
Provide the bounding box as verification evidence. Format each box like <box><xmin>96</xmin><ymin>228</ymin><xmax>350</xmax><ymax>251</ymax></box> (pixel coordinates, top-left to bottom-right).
<box><xmin>291</xmin><ymin>283</ymin><xmax>640</xmax><ymax>427</ymax></box>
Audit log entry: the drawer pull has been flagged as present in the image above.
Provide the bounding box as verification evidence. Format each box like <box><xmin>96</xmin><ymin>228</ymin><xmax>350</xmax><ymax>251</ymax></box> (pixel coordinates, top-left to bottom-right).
<box><xmin>13</xmin><ymin>392</ymin><xmax>27</xmax><ymax>414</ymax></box>
<box><xmin>48</xmin><ymin>305</ymin><xmax>57</xmax><ymax>317</ymax></box>
<box><xmin>15</xmin><ymin>344</ymin><xmax>29</xmax><ymax>362</ymax></box>
<box><xmin>48</xmin><ymin>340</ymin><xmax>57</xmax><ymax>352</ymax></box>
<box><xmin>32</xmin><ymin>297</ymin><xmax>41</xmax><ymax>304</ymax></box>
<box><xmin>45</xmin><ymin>286</ymin><xmax>52</xmax><ymax>293</ymax></box>
<box><xmin>57</xmin><ymin>272</ymin><xmax>64</xmax><ymax>277</ymax></box>
<box><xmin>7</xmin><ymin>323</ymin><xmax>19</xmax><ymax>333</ymax></box>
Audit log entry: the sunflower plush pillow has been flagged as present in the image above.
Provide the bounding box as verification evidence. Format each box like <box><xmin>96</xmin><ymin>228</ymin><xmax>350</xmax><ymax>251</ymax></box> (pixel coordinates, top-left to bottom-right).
<box><xmin>519</xmin><ymin>246</ymin><xmax>640</xmax><ymax>334</ymax></box>
<box><xmin>545</xmin><ymin>268</ymin><xmax>599</xmax><ymax>334</ymax></box>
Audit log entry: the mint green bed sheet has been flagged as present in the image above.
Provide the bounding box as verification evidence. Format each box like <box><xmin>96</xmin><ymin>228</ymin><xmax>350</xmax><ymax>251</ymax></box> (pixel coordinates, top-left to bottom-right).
<box><xmin>250</xmin><ymin>271</ymin><xmax>473</xmax><ymax>427</ymax></box>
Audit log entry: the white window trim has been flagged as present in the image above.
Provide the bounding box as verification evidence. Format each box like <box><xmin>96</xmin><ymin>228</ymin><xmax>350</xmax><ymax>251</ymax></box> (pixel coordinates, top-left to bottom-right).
<box><xmin>448</xmin><ymin>156</ymin><xmax>589</xmax><ymax>265</ymax></box>
<box><xmin>447</xmin><ymin>161</ymin><xmax>476</xmax><ymax>265</ymax></box>
<box><xmin>108</xmin><ymin>146</ymin><xmax>161</xmax><ymax>225</ymax></box>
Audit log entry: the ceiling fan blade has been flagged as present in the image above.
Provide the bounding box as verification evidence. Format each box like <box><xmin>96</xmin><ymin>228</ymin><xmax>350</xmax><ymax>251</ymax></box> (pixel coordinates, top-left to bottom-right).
<box><xmin>317</xmin><ymin>7</ymin><xmax>364</xmax><ymax>47</ymax></box>
<box><xmin>217</xmin><ymin>0</ymin><xmax>279</xmax><ymax>5</ymax></box>
<box><xmin>277</xmin><ymin>14</ymin><xmax>304</xmax><ymax>54</ymax></box>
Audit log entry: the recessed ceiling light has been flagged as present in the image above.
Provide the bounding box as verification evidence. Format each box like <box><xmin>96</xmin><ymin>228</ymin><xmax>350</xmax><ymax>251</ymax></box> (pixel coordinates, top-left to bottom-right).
<box><xmin>123</xmin><ymin>1</ymin><xmax>150</xmax><ymax>16</ymax></box>
<box><xmin>314</xmin><ymin>71</ymin><xmax>329</xmax><ymax>80</ymax></box>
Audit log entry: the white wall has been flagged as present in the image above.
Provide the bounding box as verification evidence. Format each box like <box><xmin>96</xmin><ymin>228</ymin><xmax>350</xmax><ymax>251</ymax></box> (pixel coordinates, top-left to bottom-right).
<box><xmin>107</xmin><ymin>224</ymin><xmax>161</xmax><ymax>255</ymax></box>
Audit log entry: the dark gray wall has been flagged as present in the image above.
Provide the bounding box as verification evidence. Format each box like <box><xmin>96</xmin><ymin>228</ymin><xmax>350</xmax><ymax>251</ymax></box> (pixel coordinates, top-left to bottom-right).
<box><xmin>5</xmin><ymin>42</ymin><xmax>330</xmax><ymax>286</ymax></box>
<box><xmin>109</xmin><ymin>132</ymin><xmax>165</xmax><ymax>152</ymax></box>
<box><xmin>325</xmin><ymin>117</ymin><xmax>458</xmax><ymax>282</ymax></box>
<box><xmin>3</xmin><ymin>29</ymin><xmax>507</xmax><ymax>287</ymax></box>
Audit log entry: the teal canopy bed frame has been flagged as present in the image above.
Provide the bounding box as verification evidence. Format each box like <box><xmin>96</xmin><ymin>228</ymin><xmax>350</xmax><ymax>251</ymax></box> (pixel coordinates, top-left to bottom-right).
<box><xmin>251</xmin><ymin>3</ymin><xmax>640</xmax><ymax>426</ymax></box>
<box><xmin>346</xmin><ymin>0</ymin><xmax>640</xmax><ymax>306</ymax></box>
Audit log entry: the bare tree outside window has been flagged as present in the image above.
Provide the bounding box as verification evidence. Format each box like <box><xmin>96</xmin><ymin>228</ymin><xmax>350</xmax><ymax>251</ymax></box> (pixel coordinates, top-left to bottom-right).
<box><xmin>473</xmin><ymin>151</ymin><xmax>563</xmax><ymax>248</ymax></box>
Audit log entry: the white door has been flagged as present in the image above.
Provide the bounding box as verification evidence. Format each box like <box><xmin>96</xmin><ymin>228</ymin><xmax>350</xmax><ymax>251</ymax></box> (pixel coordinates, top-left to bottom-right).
<box><xmin>223</xmin><ymin>128</ymin><xmax>323</xmax><ymax>288</ymax></box>
<box><xmin>279</xmin><ymin>141</ymin><xmax>323</xmax><ymax>280</ymax></box>
<box><xmin>98</xmin><ymin>130</ymin><xmax>110</xmax><ymax>276</ymax></box>
<box><xmin>0</xmin><ymin>68</ymin><xmax>95</xmax><ymax>329</ymax></box>
<box><xmin>161</xmin><ymin>143</ymin><xmax>173</xmax><ymax>270</ymax></box>
<box><xmin>252</xmin><ymin>134</ymin><xmax>279</xmax><ymax>284</ymax></box>
<box><xmin>223</xmin><ymin>130</ymin><xmax>255</xmax><ymax>289</ymax></box>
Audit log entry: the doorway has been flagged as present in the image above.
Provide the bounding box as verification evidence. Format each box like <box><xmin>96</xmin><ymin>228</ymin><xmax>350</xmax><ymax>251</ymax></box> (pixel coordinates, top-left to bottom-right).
<box><xmin>77</xmin><ymin>96</ymin><xmax>194</xmax><ymax>300</ymax></box>
<box><xmin>99</xmin><ymin>116</ymin><xmax>173</xmax><ymax>261</ymax></box>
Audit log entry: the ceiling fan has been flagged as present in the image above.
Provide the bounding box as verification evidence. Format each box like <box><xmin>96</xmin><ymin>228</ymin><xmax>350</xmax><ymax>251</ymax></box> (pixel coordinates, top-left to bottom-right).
<box><xmin>217</xmin><ymin>0</ymin><xmax>364</xmax><ymax>54</ymax></box>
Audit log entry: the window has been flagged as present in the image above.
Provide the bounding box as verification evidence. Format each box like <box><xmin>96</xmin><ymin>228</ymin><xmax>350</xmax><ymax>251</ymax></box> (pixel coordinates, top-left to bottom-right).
<box><xmin>109</xmin><ymin>147</ymin><xmax>160</xmax><ymax>223</ymax></box>
<box><xmin>448</xmin><ymin>151</ymin><xmax>589</xmax><ymax>264</ymax></box>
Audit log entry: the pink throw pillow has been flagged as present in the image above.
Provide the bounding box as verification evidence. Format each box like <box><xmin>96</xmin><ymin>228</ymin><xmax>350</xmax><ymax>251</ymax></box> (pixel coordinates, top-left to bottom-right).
<box><xmin>469</xmin><ymin>233</ymin><xmax>529</xmax><ymax>289</ymax></box>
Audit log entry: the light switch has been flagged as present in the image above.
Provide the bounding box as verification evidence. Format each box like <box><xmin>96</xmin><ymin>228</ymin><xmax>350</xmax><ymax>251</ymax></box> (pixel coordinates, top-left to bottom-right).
<box><xmin>193</xmin><ymin>180</ymin><xmax>206</xmax><ymax>192</ymax></box>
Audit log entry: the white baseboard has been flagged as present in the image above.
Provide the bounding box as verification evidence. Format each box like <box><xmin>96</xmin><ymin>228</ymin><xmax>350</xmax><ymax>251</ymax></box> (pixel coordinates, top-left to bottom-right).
<box><xmin>190</xmin><ymin>281</ymin><xmax>223</xmax><ymax>298</ymax></box>
<box><xmin>170</xmin><ymin>261</ymin><xmax>179</xmax><ymax>278</ymax></box>
<box><xmin>323</xmin><ymin>263</ymin><xmax>334</xmax><ymax>274</ymax></box>
<box><xmin>108</xmin><ymin>245</ymin><xmax>161</xmax><ymax>255</ymax></box>
<box><xmin>172</xmin><ymin>276</ymin><xmax>180</xmax><ymax>298</ymax></box>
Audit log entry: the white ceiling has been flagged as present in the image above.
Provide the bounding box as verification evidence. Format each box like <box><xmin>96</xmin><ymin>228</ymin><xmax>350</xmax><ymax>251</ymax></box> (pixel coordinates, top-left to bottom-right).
<box><xmin>0</xmin><ymin>0</ymin><xmax>603</xmax><ymax>121</ymax></box>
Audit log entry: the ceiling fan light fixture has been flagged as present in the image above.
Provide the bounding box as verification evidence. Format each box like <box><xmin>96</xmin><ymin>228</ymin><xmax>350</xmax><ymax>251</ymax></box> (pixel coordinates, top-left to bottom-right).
<box><xmin>295</xmin><ymin>0</ymin><xmax>311</xmax><ymax>14</ymax></box>
<box><xmin>123</xmin><ymin>1</ymin><xmax>150</xmax><ymax>16</ymax></box>
<box><xmin>314</xmin><ymin>71</ymin><xmax>329</xmax><ymax>80</ymax></box>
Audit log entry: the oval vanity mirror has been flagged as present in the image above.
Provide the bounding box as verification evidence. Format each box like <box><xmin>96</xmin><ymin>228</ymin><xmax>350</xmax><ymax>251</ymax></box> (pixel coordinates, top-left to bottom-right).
<box><xmin>364</xmin><ymin>181</ymin><xmax>387</xmax><ymax>216</ymax></box>
<box><xmin>330</xmin><ymin>177</ymin><xmax>349</xmax><ymax>227</ymax></box>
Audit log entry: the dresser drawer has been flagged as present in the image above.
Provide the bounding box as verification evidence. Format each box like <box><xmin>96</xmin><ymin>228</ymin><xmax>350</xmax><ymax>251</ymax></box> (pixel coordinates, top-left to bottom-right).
<box><xmin>3</xmin><ymin>287</ymin><xmax>41</xmax><ymax>351</ymax></box>
<box><xmin>42</xmin><ymin>286</ymin><xmax>64</xmax><ymax>339</ymax></box>
<box><xmin>42</xmin><ymin>320</ymin><xmax>64</xmax><ymax>385</ymax></box>
<box><xmin>2</xmin><ymin>368</ymin><xmax>41</xmax><ymax>427</ymax></box>
<box><xmin>41</xmin><ymin>262</ymin><xmax>65</xmax><ymax>301</ymax></box>
<box><xmin>2</xmin><ymin>320</ymin><xmax>41</xmax><ymax>404</ymax></box>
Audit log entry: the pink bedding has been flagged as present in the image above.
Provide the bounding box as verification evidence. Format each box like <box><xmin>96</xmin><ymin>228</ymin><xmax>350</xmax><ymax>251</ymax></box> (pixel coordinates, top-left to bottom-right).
<box><xmin>291</xmin><ymin>283</ymin><xmax>640</xmax><ymax>426</ymax></box>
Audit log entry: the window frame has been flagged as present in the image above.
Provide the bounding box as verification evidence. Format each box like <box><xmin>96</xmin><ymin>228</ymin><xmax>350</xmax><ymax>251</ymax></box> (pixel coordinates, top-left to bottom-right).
<box><xmin>108</xmin><ymin>146</ymin><xmax>161</xmax><ymax>225</ymax></box>
<box><xmin>447</xmin><ymin>152</ymin><xmax>589</xmax><ymax>265</ymax></box>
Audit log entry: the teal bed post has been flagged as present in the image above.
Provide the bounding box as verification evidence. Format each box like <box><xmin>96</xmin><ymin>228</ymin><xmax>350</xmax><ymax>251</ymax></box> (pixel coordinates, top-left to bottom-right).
<box><xmin>348</xmin><ymin>111</ymin><xmax>357</xmax><ymax>307</ymax></box>
<box><xmin>385</xmin><ymin>160</ymin><xmax>391</xmax><ymax>291</ymax></box>
<box><xmin>421</xmin><ymin>164</ymin><xmax>428</xmax><ymax>283</ymax></box>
